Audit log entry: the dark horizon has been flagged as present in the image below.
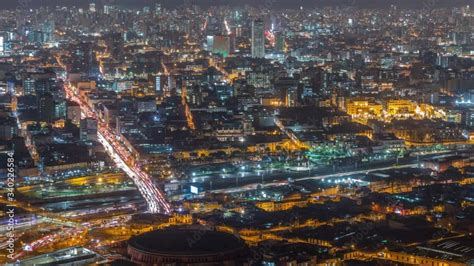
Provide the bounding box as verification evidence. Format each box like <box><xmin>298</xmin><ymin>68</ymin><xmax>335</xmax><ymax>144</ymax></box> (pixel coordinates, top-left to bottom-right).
<box><xmin>3</xmin><ymin>0</ymin><xmax>472</xmax><ymax>10</ymax></box>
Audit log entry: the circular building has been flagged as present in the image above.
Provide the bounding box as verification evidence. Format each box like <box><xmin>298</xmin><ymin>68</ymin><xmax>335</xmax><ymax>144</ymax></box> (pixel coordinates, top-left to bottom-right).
<box><xmin>127</xmin><ymin>228</ymin><xmax>248</xmax><ymax>265</ymax></box>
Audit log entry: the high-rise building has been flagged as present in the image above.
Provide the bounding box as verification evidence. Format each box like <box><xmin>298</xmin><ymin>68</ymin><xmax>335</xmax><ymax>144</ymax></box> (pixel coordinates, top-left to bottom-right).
<box><xmin>0</xmin><ymin>116</ymin><xmax>17</xmax><ymax>141</ymax></box>
<box><xmin>42</xmin><ymin>20</ymin><xmax>55</xmax><ymax>42</ymax></box>
<box><xmin>23</xmin><ymin>79</ymin><xmax>35</xmax><ymax>96</ymax></box>
<box><xmin>167</xmin><ymin>75</ymin><xmax>175</xmax><ymax>96</ymax></box>
<box><xmin>38</xmin><ymin>93</ymin><xmax>55</xmax><ymax>123</ymax></box>
<box><xmin>235</xmin><ymin>25</ymin><xmax>243</xmax><ymax>37</ymax></box>
<box><xmin>0</xmin><ymin>81</ymin><xmax>7</xmax><ymax>95</ymax></box>
<box><xmin>155</xmin><ymin>75</ymin><xmax>162</xmax><ymax>95</ymax></box>
<box><xmin>67</xmin><ymin>101</ymin><xmax>81</xmax><ymax>126</ymax></box>
<box><xmin>0</xmin><ymin>36</ymin><xmax>4</xmax><ymax>54</ymax></box>
<box><xmin>275</xmin><ymin>32</ymin><xmax>285</xmax><ymax>52</ymax></box>
<box><xmin>80</xmin><ymin>118</ymin><xmax>98</xmax><ymax>142</ymax></box>
<box><xmin>207</xmin><ymin>35</ymin><xmax>231</xmax><ymax>57</ymax></box>
<box><xmin>104</xmin><ymin>5</ymin><xmax>111</xmax><ymax>14</ymax></box>
<box><xmin>285</xmin><ymin>86</ymin><xmax>299</xmax><ymax>107</ymax></box>
<box><xmin>89</xmin><ymin>3</ymin><xmax>96</xmax><ymax>13</ymax></box>
<box><xmin>136</xmin><ymin>97</ymin><xmax>157</xmax><ymax>113</ymax></box>
<box><xmin>27</xmin><ymin>31</ymin><xmax>45</xmax><ymax>45</ymax></box>
<box><xmin>34</xmin><ymin>79</ymin><xmax>51</xmax><ymax>96</ymax></box>
<box><xmin>155</xmin><ymin>3</ymin><xmax>162</xmax><ymax>16</ymax></box>
<box><xmin>54</xmin><ymin>100</ymin><xmax>67</xmax><ymax>120</ymax></box>
<box><xmin>251</xmin><ymin>19</ymin><xmax>265</xmax><ymax>58</ymax></box>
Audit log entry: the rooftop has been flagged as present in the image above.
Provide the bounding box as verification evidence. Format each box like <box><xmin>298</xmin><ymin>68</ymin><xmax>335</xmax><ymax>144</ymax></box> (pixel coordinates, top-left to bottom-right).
<box><xmin>128</xmin><ymin>228</ymin><xmax>246</xmax><ymax>256</ymax></box>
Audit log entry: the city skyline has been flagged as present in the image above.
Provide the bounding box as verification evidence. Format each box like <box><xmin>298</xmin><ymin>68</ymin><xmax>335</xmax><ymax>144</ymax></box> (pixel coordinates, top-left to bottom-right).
<box><xmin>0</xmin><ymin>0</ymin><xmax>472</xmax><ymax>9</ymax></box>
<box><xmin>0</xmin><ymin>1</ymin><xmax>473</xmax><ymax>265</ymax></box>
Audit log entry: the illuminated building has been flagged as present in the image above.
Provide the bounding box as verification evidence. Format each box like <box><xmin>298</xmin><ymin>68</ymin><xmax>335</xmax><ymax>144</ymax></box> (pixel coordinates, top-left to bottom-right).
<box><xmin>372</xmin><ymin>133</ymin><xmax>405</xmax><ymax>154</ymax></box>
<box><xmin>135</xmin><ymin>97</ymin><xmax>157</xmax><ymax>113</ymax></box>
<box><xmin>247</xmin><ymin>71</ymin><xmax>272</xmax><ymax>89</ymax></box>
<box><xmin>0</xmin><ymin>81</ymin><xmax>6</xmax><ymax>95</ymax></box>
<box><xmin>27</xmin><ymin>31</ymin><xmax>46</xmax><ymax>44</ymax></box>
<box><xmin>207</xmin><ymin>35</ymin><xmax>231</xmax><ymax>57</ymax></box>
<box><xmin>103</xmin><ymin>5</ymin><xmax>112</xmax><ymax>14</ymax></box>
<box><xmin>378</xmin><ymin>82</ymin><xmax>394</xmax><ymax>91</ymax></box>
<box><xmin>23</xmin><ymin>79</ymin><xmax>36</xmax><ymax>96</ymax></box>
<box><xmin>442</xmin><ymin>109</ymin><xmax>462</xmax><ymax>124</ymax></box>
<box><xmin>42</xmin><ymin>20</ymin><xmax>55</xmax><ymax>42</ymax></box>
<box><xmin>155</xmin><ymin>75</ymin><xmax>162</xmax><ymax>95</ymax></box>
<box><xmin>0</xmin><ymin>36</ymin><xmax>4</xmax><ymax>54</ymax></box>
<box><xmin>155</xmin><ymin>3</ymin><xmax>162</xmax><ymax>16</ymax></box>
<box><xmin>360</xmin><ymin>75</ymin><xmax>378</xmax><ymax>90</ymax></box>
<box><xmin>167</xmin><ymin>75</ymin><xmax>175</xmax><ymax>96</ymax></box>
<box><xmin>80</xmin><ymin>118</ymin><xmax>98</xmax><ymax>142</ymax></box>
<box><xmin>421</xmin><ymin>155</ymin><xmax>468</xmax><ymax>172</ymax></box>
<box><xmin>54</xmin><ymin>99</ymin><xmax>67</xmax><ymax>120</ymax></box>
<box><xmin>251</xmin><ymin>19</ymin><xmax>265</xmax><ymax>58</ymax></box>
<box><xmin>386</xmin><ymin>99</ymin><xmax>417</xmax><ymax>116</ymax></box>
<box><xmin>285</xmin><ymin>86</ymin><xmax>299</xmax><ymax>107</ymax></box>
<box><xmin>378</xmin><ymin>240</ymin><xmax>473</xmax><ymax>266</ymax></box>
<box><xmin>183</xmin><ymin>201</ymin><xmax>222</xmax><ymax>213</ymax></box>
<box><xmin>275</xmin><ymin>32</ymin><xmax>285</xmax><ymax>52</ymax></box>
<box><xmin>214</xmin><ymin>83</ymin><xmax>234</xmax><ymax>101</ymax></box>
<box><xmin>89</xmin><ymin>3</ymin><xmax>96</xmax><ymax>13</ymax></box>
<box><xmin>235</xmin><ymin>25</ymin><xmax>243</xmax><ymax>37</ymax></box>
<box><xmin>346</xmin><ymin>99</ymin><xmax>383</xmax><ymax>117</ymax></box>
<box><xmin>256</xmin><ymin>199</ymin><xmax>310</xmax><ymax>212</ymax></box>
<box><xmin>463</xmin><ymin>109</ymin><xmax>474</xmax><ymax>127</ymax></box>
<box><xmin>261</xmin><ymin>97</ymin><xmax>284</xmax><ymax>107</ymax></box>
<box><xmin>19</xmin><ymin>247</ymin><xmax>103</xmax><ymax>265</ymax></box>
<box><xmin>100</xmin><ymin>103</ymin><xmax>117</xmax><ymax>128</ymax></box>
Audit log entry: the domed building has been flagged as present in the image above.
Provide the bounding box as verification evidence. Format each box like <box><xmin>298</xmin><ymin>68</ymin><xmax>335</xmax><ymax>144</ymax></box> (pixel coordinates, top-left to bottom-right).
<box><xmin>127</xmin><ymin>228</ymin><xmax>249</xmax><ymax>265</ymax></box>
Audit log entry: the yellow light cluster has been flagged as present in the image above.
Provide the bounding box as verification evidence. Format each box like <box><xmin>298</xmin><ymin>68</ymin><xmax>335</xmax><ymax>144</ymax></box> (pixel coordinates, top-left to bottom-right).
<box><xmin>386</xmin><ymin>99</ymin><xmax>416</xmax><ymax>116</ymax></box>
<box><xmin>346</xmin><ymin>100</ymin><xmax>383</xmax><ymax>117</ymax></box>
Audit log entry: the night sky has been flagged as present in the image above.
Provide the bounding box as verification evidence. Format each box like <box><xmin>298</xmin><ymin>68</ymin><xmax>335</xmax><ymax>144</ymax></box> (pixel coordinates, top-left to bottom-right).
<box><xmin>1</xmin><ymin>0</ymin><xmax>472</xmax><ymax>9</ymax></box>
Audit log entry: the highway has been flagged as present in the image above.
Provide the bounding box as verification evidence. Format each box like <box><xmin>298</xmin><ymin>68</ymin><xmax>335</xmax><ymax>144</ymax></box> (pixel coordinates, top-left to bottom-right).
<box><xmin>97</xmin><ymin>130</ymin><xmax>171</xmax><ymax>213</ymax></box>
<box><xmin>60</xmin><ymin>79</ymin><xmax>171</xmax><ymax>214</ymax></box>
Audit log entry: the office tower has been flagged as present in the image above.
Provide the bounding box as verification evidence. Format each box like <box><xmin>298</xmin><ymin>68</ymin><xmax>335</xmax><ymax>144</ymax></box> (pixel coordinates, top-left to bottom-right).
<box><xmin>235</xmin><ymin>25</ymin><xmax>243</xmax><ymax>37</ymax></box>
<box><xmin>67</xmin><ymin>101</ymin><xmax>81</xmax><ymax>126</ymax></box>
<box><xmin>207</xmin><ymin>35</ymin><xmax>230</xmax><ymax>57</ymax></box>
<box><xmin>34</xmin><ymin>79</ymin><xmax>51</xmax><ymax>96</ymax></box>
<box><xmin>155</xmin><ymin>75</ymin><xmax>162</xmax><ymax>95</ymax></box>
<box><xmin>38</xmin><ymin>93</ymin><xmax>55</xmax><ymax>123</ymax></box>
<box><xmin>23</xmin><ymin>79</ymin><xmax>35</xmax><ymax>96</ymax></box>
<box><xmin>104</xmin><ymin>5</ymin><xmax>111</xmax><ymax>14</ymax></box>
<box><xmin>251</xmin><ymin>19</ymin><xmax>265</xmax><ymax>58</ymax></box>
<box><xmin>285</xmin><ymin>86</ymin><xmax>298</xmax><ymax>107</ymax></box>
<box><xmin>155</xmin><ymin>3</ymin><xmax>162</xmax><ymax>16</ymax></box>
<box><xmin>89</xmin><ymin>3</ymin><xmax>96</xmax><ymax>13</ymax></box>
<box><xmin>54</xmin><ymin>99</ymin><xmax>67</xmax><ymax>120</ymax></box>
<box><xmin>0</xmin><ymin>81</ymin><xmax>7</xmax><ymax>95</ymax></box>
<box><xmin>43</xmin><ymin>20</ymin><xmax>55</xmax><ymax>42</ymax></box>
<box><xmin>80</xmin><ymin>118</ymin><xmax>98</xmax><ymax>142</ymax></box>
<box><xmin>276</xmin><ymin>32</ymin><xmax>285</xmax><ymax>52</ymax></box>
